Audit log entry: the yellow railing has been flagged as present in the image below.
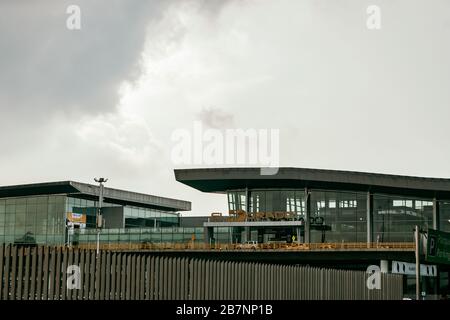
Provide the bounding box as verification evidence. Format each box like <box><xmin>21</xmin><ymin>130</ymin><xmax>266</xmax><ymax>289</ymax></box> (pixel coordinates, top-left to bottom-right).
<box><xmin>71</xmin><ymin>242</ymin><xmax>415</xmax><ymax>251</ymax></box>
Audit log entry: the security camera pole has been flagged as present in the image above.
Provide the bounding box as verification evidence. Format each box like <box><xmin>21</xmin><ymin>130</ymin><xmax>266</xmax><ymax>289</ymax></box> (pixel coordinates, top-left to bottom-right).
<box><xmin>94</xmin><ymin>177</ymin><xmax>108</xmax><ymax>256</ymax></box>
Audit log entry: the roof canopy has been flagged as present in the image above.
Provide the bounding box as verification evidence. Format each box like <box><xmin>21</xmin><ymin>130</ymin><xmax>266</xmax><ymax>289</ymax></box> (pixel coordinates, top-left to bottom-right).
<box><xmin>0</xmin><ymin>181</ymin><xmax>191</xmax><ymax>211</ymax></box>
<box><xmin>175</xmin><ymin>167</ymin><xmax>450</xmax><ymax>200</ymax></box>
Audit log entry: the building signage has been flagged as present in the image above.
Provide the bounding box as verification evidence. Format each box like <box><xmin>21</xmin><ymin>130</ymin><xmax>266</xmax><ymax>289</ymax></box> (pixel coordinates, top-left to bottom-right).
<box><xmin>391</xmin><ymin>261</ymin><xmax>437</xmax><ymax>277</ymax></box>
<box><xmin>426</xmin><ymin>229</ymin><xmax>450</xmax><ymax>265</ymax></box>
<box><xmin>67</xmin><ymin>212</ymin><xmax>87</xmax><ymax>228</ymax></box>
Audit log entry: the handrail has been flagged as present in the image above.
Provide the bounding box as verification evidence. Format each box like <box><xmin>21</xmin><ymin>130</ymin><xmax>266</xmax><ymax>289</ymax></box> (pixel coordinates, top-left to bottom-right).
<box><xmin>70</xmin><ymin>242</ymin><xmax>415</xmax><ymax>251</ymax></box>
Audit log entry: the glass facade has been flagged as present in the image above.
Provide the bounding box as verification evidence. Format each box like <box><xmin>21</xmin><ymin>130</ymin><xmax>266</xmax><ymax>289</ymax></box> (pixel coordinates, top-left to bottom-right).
<box><xmin>123</xmin><ymin>206</ymin><xmax>178</xmax><ymax>228</ymax></box>
<box><xmin>228</xmin><ymin>189</ymin><xmax>305</xmax><ymax>219</ymax></box>
<box><xmin>439</xmin><ymin>201</ymin><xmax>450</xmax><ymax>232</ymax></box>
<box><xmin>225</xmin><ymin>189</ymin><xmax>443</xmax><ymax>244</ymax></box>
<box><xmin>0</xmin><ymin>188</ymin><xmax>450</xmax><ymax>246</ymax></box>
<box><xmin>228</xmin><ymin>191</ymin><xmax>246</xmax><ymax>212</ymax></box>
<box><xmin>213</xmin><ymin>227</ymin><xmax>234</xmax><ymax>243</ymax></box>
<box><xmin>66</xmin><ymin>196</ymin><xmax>113</xmax><ymax>229</ymax></box>
<box><xmin>373</xmin><ymin>195</ymin><xmax>433</xmax><ymax>242</ymax></box>
<box><xmin>77</xmin><ymin>227</ymin><xmax>204</xmax><ymax>244</ymax></box>
<box><xmin>0</xmin><ymin>195</ymin><xmax>66</xmax><ymax>245</ymax></box>
<box><xmin>0</xmin><ymin>194</ymin><xmax>180</xmax><ymax>246</ymax></box>
<box><xmin>225</xmin><ymin>190</ymin><xmax>306</xmax><ymax>243</ymax></box>
<box><xmin>310</xmin><ymin>191</ymin><xmax>367</xmax><ymax>243</ymax></box>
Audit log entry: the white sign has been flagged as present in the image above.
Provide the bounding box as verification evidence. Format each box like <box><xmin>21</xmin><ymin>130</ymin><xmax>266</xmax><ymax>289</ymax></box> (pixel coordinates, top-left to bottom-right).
<box><xmin>391</xmin><ymin>261</ymin><xmax>437</xmax><ymax>277</ymax></box>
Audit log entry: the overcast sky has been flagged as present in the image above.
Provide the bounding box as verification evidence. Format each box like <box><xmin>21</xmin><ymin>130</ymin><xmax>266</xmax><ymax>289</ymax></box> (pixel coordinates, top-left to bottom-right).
<box><xmin>1</xmin><ymin>0</ymin><xmax>450</xmax><ymax>215</ymax></box>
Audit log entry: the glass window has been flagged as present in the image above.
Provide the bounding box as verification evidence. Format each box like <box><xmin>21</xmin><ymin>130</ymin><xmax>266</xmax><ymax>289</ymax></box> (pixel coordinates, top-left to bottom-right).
<box><xmin>329</xmin><ymin>200</ymin><xmax>336</xmax><ymax>209</ymax></box>
<box><xmin>228</xmin><ymin>193</ymin><xmax>236</xmax><ymax>211</ymax></box>
<box><xmin>227</xmin><ymin>191</ymin><xmax>246</xmax><ymax>212</ymax></box>
<box><xmin>310</xmin><ymin>190</ymin><xmax>365</xmax><ymax>243</ymax></box>
<box><xmin>239</xmin><ymin>193</ymin><xmax>246</xmax><ymax>211</ymax></box>
<box><xmin>440</xmin><ymin>201</ymin><xmax>450</xmax><ymax>232</ymax></box>
<box><xmin>249</xmin><ymin>191</ymin><xmax>265</xmax><ymax>213</ymax></box>
<box><xmin>393</xmin><ymin>200</ymin><xmax>403</xmax><ymax>207</ymax></box>
<box><xmin>374</xmin><ymin>195</ymin><xmax>432</xmax><ymax>242</ymax></box>
<box><xmin>26</xmin><ymin>197</ymin><xmax>37</xmax><ymax>205</ymax></box>
<box><xmin>6</xmin><ymin>205</ymin><xmax>15</xmax><ymax>214</ymax></box>
<box><xmin>35</xmin><ymin>196</ymin><xmax>46</xmax><ymax>204</ymax></box>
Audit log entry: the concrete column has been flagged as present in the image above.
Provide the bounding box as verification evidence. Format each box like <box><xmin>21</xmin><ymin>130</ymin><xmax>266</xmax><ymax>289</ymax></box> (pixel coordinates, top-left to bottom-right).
<box><xmin>367</xmin><ymin>192</ymin><xmax>373</xmax><ymax>243</ymax></box>
<box><xmin>433</xmin><ymin>198</ymin><xmax>440</xmax><ymax>230</ymax></box>
<box><xmin>204</xmin><ymin>227</ymin><xmax>214</xmax><ymax>244</ymax></box>
<box><xmin>380</xmin><ymin>260</ymin><xmax>389</xmax><ymax>273</ymax></box>
<box><xmin>305</xmin><ymin>188</ymin><xmax>310</xmax><ymax>244</ymax></box>
<box><xmin>245</xmin><ymin>187</ymin><xmax>250</xmax><ymax>213</ymax></box>
<box><xmin>204</xmin><ymin>227</ymin><xmax>208</xmax><ymax>244</ymax></box>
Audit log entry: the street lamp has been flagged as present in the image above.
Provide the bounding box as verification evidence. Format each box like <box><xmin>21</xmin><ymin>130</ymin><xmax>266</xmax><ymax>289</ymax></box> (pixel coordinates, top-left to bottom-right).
<box><xmin>414</xmin><ymin>225</ymin><xmax>420</xmax><ymax>300</ymax></box>
<box><xmin>414</xmin><ymin>225</ymin><xmax>428</xmax><ymax>300</ymax></box>
<box><xmin>94</xmin><ymin>177</ymin><xmax>108</xmax><ymax>255</ymax></box>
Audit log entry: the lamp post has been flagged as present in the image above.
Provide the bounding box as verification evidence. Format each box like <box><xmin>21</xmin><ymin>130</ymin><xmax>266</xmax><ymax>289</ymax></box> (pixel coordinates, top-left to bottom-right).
<box><xmin>414</xmin><ymin>225</ymin><xmax>428</xmax><ymax>300</ymax></box>
<box><xmin>415</xmin><ymin>225</ymin><xmax>420</xmax><ymax>300</ymax></box>
<box><xmin>94</xmin><ymin>177</ymin><xmax>108</xmax><ymax>255</ymax></box>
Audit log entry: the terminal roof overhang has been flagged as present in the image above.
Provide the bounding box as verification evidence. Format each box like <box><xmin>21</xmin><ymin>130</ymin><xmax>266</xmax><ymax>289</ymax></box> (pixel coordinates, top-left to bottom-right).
<box><xmin>0</xmin><ymin>181</ymin><xmax>191</xmax><ymax>212</ymax></box>
<box><xmin>175</xmin><ymin>167</ymin><xmax>450</xmax><ymax>200</ymax></box>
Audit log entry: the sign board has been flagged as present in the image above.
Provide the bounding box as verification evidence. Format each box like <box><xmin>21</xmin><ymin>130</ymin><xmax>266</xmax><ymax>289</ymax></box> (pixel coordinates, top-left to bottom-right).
<box><xmin>391</xmin><ymin>261</ymin><xmax>437</xmax><ymax>277</ymax></box>
<box><xmin>426</xmin><ymin>229</ymin><xmax>450</xmax><ymax>265</ymax></box>
<box><xmin>67</xmin><ymin>212</ymin><xmax>87</xmax><ymax>229</ymax></box>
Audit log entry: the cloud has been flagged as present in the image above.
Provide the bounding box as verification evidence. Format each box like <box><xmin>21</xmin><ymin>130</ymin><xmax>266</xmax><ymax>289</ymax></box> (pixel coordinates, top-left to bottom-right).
<box><xmin>0</xmin><ymin>0</ymin><xmax>233</xmax><ymax>213</ymax></box>
<box><xmin>75</xmin><ymin>111</ymin><xmax>161</xmax><ymax>167</ymax></box>
<box><xmin>1</xmin><ymin>0</ymin><xmax>450</xmax><ymax>217</ymax></box>
<box><xmin>0</xmin><ymin>1</ymin><xmax>169</xmax><ymax>117</ymax></box>
<box><xmin>197</xmin><ymin>107</ymin><xmax>235</xmax><ymax>129</ymax></box>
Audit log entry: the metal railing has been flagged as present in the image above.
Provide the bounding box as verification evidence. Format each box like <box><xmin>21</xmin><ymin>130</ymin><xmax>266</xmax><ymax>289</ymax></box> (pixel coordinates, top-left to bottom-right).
<box><xmin>71</xmin><ymin>241</ymin><xmax>415</xmax><ymax>251</ymax></box>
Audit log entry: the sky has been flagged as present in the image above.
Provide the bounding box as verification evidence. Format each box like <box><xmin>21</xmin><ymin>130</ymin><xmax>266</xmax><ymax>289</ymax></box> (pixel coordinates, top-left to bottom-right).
<box><xmin>1</xmin><ymin>0</ymin><xmax>450</xmax><ymax>216</ymax></box>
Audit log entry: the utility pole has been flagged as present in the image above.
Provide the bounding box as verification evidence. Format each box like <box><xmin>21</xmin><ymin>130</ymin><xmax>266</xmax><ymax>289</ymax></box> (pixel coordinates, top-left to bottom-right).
<box><xmin>94</xmin><ymin>177</ymin><xmax>108</xmax><ymax>256</ymax></box>
<box><xmin>415</xmin><ymin>225</ymin><xmax>420</xmax><ymax>300</ymax></box>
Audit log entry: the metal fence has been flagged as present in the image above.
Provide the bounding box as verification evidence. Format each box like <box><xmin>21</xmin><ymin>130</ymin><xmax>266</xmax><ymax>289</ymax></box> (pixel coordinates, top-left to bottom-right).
<box><xmin>0</xmin><ymin>244</ymin><xmax>403</xmax><ymax>300</ymax></box>
<box><xmin>73</xmin><ymin>242</ymin><xmax>415</xmax><ymax>251</ymax></box>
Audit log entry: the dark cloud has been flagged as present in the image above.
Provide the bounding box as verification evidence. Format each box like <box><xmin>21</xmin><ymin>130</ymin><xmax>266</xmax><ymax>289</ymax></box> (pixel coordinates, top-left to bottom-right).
<box><xmin>1</xmin><ymin>0</ymin><xmax>450</xmax><ymax>215</ymax></box>
<box><xmin>0</xmin><ymin>0</ymin><xmax>168</xmax><ymax>118</ymax></box>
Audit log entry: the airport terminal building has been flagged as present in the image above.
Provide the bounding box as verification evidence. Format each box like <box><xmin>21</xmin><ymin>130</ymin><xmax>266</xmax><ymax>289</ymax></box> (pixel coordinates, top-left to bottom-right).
<box><xmin>174</xmin><ymin>167</ymin><xmax>450</xmax><ymax>244</ymax></box>
<box><xmin>1</xmin><ymin>167</ymin><xmax>450</xmax><ymax>296</ymax></box>
<box><xmin>2</xmin><ymin>169</ymin><xmax>450</xmax><ymax>246</ymax></box>
<box><xmin>0</xmin><ymin>181</ymin><xmax>191</xmax><ymax>246</ymax></box>
<box><xmin>173</xmin><ymin>167</ymin><xmax>450</xmax><ymax>297</ymax></box>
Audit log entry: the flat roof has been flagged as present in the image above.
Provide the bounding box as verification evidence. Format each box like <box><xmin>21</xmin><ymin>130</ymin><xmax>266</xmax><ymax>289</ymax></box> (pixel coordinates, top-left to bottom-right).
<box><xmin>0</xmin><ymin>181</ymin><xmax>191</xmax><ymax>212</ymax></box>
<box><xmin>175</xmin><ymin>167</ymin><xmax>450</xmax><ymax>200</ymax></box>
